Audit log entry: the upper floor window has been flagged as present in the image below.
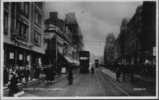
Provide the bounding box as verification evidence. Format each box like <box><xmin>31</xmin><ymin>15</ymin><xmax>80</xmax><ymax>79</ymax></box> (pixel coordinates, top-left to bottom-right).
<box><xmin>4</xmin><ymin>2</ymin><xmax>9</xmax><ymax>10</ymax></box>
<box><xmin>16</xmin><ymin>20</ymin><xmax>28</xmax><ymax>41</ymax></box>
<box><xmin>18</xmin><ymin>2</ymin><xmax>29</xmax><ymax>18</ymax></box>
<box><xmin>19</xmin><ymin>2</ymin><xmax>24</xmax><ymax>11</ymax></box>
<box><xmin>4</xmin><ymin>12</ymin><xmax>8</xmax><ymax>35</ymax></box>
<box><xmin>24</xmin><ymin>2</ymin><xmax>29</xmax><ymax>16</ymax></box>
<box><xmin>32</xmin><ymin>30</ymin><xmax>41</xmax><ymax>46</ymax></box>
<box><xmin>35</xmin><ymin>2</ymin><xmax>43</xmax><ymax>9</ymax></box>
<box><xmin>34</xmin><ymin>10</ymin><xmax>42</xmax><ymax>27</ymax></box>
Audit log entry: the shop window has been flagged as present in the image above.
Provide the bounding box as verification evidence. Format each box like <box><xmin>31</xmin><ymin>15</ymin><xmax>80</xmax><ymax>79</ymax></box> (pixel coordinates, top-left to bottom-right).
<box><xmin>4</xmin><ymin>12</ymin><xmax>8</xmax><ymax>35</ymax></box>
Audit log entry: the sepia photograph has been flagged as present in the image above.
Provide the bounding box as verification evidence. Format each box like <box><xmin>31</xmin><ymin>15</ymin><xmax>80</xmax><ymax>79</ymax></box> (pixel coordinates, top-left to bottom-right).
<box><xmin>1</xmin><ymin>0</ymin><xmax>158</xmax><ymax>99</ymax></box>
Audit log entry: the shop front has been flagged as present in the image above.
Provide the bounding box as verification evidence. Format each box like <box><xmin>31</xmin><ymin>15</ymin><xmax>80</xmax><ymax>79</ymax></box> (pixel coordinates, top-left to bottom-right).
<box><xmin>3</xmin><ymin>43</ymin><xmax>44</xmax><ymax>85</ymax></box>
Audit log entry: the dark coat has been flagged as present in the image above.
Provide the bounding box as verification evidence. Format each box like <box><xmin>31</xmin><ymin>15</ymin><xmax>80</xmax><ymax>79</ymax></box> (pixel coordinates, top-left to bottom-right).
<box><xmin>4</xmin><ymin>68</ymin><xmax>9</xmax><ymax>84</ymax></box>
<box><xmin>8</xmin><ymin>73</ymin><xmax>19</xmax><ymax>96</ymax></box>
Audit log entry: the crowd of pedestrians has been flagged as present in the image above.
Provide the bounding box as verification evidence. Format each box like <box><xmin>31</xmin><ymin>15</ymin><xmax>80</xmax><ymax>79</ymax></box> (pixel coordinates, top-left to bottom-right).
<box><xmin>114</xmin><ymin>63</ymin><xmax>155</xmax><ymax>82</ymax></box>
<box><xmin>114</xmin><ymin>63</ymin><xmax>136</xmax><ymax>82</ymax></box>
<box><xmin>3</xmin><ymin>63</ymin><xmax>41</xmax><ymax>96</ymax></box>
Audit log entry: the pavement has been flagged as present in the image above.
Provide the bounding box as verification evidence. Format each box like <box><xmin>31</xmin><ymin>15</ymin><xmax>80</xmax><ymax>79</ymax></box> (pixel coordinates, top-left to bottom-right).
<box><xmin>3</xmin><ymin>67</ymin><xmax>155</xmax><ymax>97</ymax></box>
<box><xmin>19</xmin><ymin>71</ymin><xmax>105</xmax><ymax>97</ymax></box>
<box><xmin>3</xmin><ymin>73</ymin><xmax>67</xmax><ymax>97</ymax></box>
<box><xmin>100</xmin><ymin>67</ymin><xmax>156</xmax><ymax>96</ymax></box>
<box><xmin>101</xmin><ymin>67</ymin><xmax>116</xmax><ymax>79</ymax></box>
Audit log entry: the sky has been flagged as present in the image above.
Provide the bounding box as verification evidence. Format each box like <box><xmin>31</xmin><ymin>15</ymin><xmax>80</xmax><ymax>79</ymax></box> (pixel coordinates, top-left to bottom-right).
<box><xmin>44</xmin><ymin>1</ymin><xmax>142</xmax><ymax>57</ymax></box>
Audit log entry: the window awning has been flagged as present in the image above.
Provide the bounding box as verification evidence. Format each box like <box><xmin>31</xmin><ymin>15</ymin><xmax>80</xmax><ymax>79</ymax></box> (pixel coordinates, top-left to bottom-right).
<box><xmin>64</xmin><ymin>56</ymin><xmax>73</xmax><ymax>63</ymax></box>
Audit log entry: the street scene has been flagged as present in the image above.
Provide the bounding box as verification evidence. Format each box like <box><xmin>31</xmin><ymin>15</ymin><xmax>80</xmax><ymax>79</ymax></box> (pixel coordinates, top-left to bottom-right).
<box><xmin>2</xmin><ymin>0</ymin><xmax>157</xmax><ymax>98</ymax></box>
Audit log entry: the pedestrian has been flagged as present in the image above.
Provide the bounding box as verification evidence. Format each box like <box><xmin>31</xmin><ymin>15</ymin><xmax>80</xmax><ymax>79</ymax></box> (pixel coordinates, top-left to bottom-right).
<box><xmin>21</xmin><ymin>67</ymin><xmax>25</xmax><ymax>83</ymax></box>
<box><xmin>4</xmin><ymin>66</ymin><xmax>9</xmax><ymax>85</ymax></box>
<box><xmin>45</xmin><ymin>65</ymin><xmax>51</xmax><ymax>83</ymax></box>
<box><xmin>48</xmin><ymin>66</ymin><xmax>52</xmax><ymax>82</ymax></box>
<box><xmin>122</xmin><ymin>64</ymin><xmax>126</xmax><ymax>81</ymax></box>
<box><xmin>24</xmin><ymin>67</ymin><xmax>30</xmax><ymax>83</ymax></box>
<box><xmin>8</xmin><ymin>70</ymin><xmax>19</xmax><ymax>96</ymax></box>
<box><xmin>91</xmin><ymin>66</ymin><xmax>95</xmax><ymax>74</ymax></box>
<box><xmin>50</xmin><ymin>65</ymin><xmax>55</xmax><ymax>81</ymax></box>
<box><xmin>116</xmin><ymin>64</ymin><xmax>121</xmax><ymax>82</ymax></box>
<box><xmin>43</xmin><ymin>66</ymin><xmax>48</xmax><ymax>82</ymax></box>
<box><xmin>27</xmin><ymin>63</ymin><xmax>31</xmax><ymax>81</ymax></box>
<box><xmin>67</xmin><ymin>66</ymin><xmax>73</xmax><ymax>85</ymax></box>
<box><xmin>30</xmin><ymin>65</ymin><xmax>34</xmax><ymax>80</ymax></box>
<box><xmin>26</xmin><ymin>63</ymin><xmax>31</xmax><ymax>81</ymax></box>
<box><xmin>130</xmin><ymin>64</ymin><xmax>134</xmax><ymax>82</ymax></box>
<box><xmin>34</xmin><ymin>65</ymin><xmax>38</xmax><ymax>79</ymax></box>
<box><xmin>18</xmin><ymin>66</ymin><xmax>23</xmax><ymax>83</ymax></box>
<box><xmin>35</xmin><ymin>65</ymin><xmax>40</xmax><ymax>79</ymax></box>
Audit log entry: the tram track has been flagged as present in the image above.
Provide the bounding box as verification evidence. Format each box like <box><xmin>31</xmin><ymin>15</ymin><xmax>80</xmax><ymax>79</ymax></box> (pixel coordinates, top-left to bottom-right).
<box><xmin>95</xmin><ymin>69</ymin><xmax>130</xmax><ymax>96</ymax></box>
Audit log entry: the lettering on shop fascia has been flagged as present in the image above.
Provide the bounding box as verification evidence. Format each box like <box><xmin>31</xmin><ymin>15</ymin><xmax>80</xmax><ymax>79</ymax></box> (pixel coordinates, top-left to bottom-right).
<box><xmin>13</xmin><ymin>35</ymin><xmax>34</xmax><ymax>49</ymax></box>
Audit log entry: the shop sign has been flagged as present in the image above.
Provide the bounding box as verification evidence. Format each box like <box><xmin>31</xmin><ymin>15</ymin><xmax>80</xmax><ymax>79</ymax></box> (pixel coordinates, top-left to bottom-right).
<box><xmin>27</xmin><ymin>55</ymin><xmax>30</xmax><ymax>61</ymax></box>
<box><xmin>61</xmin><ymin>67</ymin><xmax>66</xmax><ymax>73</ymax></box>
<box><xmin>9</xmin><ymin>52</ymin><xmax>14</xmax><ymax>59</ymax></box>
<box><xmin>80</xmin><ymin>57</ymin><xmax>88</xmax><ymax>60</ymax></box>
<box><xmin>19</xmin><ymin>54</ymin><xmax>23</xmax><ymax>60</ymax></box>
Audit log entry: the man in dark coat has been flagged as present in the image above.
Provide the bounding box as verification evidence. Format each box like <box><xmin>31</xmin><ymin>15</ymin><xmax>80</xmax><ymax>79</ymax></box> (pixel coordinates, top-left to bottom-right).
<box><xmin>8</xmin><ymin>71</ymin><xmax>19</xmax><ymax>96</ymax></box>
<box><xmin>50</xmin><ymin>65</ymin><xmax>55</xmax><ymax>81</ymax></box>
<box><xmin>91</xmin><ymin>66</ymin><xmax>95</xmax><ymax>74</ymax></box>
<box><xmin>19</xmin><ymin>67</ymin><xmax>23</xmax><ymax>83</ymax></box>
<box><xmin>67</xmin><ymin>66</ymin><xmax>73</xmax><ymax>85</ymax></box>
<box><xmin>116</xmin><ymin>64</ymin><xmax>121</xmax><ymax>82</ymax></box>
<box><xmin>24</xmin><ymin>67</ymin><xmax>30</xmax><ymax>83</ymax></box>
<box><xmin>48</xmin><ymin>66</ymin><xmax>52</xmax><ymax>82</ymax></box>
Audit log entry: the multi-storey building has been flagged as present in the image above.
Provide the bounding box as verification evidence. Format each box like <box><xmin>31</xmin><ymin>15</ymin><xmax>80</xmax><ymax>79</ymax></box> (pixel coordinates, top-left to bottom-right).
<box><xmin>44</xmin><ymin>12</ymin><xmax>82</xmax><ymax>74</ymax></box>
<box><xmin>117</xmin><ymin>1</ymin><xmax>156</xmax><ymax>64</ymax></box>
<box><xmin>65</xmin><ymin>12</ymin><xmax>83</xmax><ymax>64</ymax></box>
<box><xmin>44</xmin><ymin>12</ymin><xmax>73</xmax><ymax>74</ymax></box>
<box><xmin>3</xmin><ymin>2</ymin><xmax>45</xmax><ymax>72</ymax></box>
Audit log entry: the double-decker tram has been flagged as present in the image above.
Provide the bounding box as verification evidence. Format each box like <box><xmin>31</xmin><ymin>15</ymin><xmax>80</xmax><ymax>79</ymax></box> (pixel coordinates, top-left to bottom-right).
<box><xmin>79</xmin><ymin>51</ymin><xmax>90</xmax><ymax>73</ymax></box>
